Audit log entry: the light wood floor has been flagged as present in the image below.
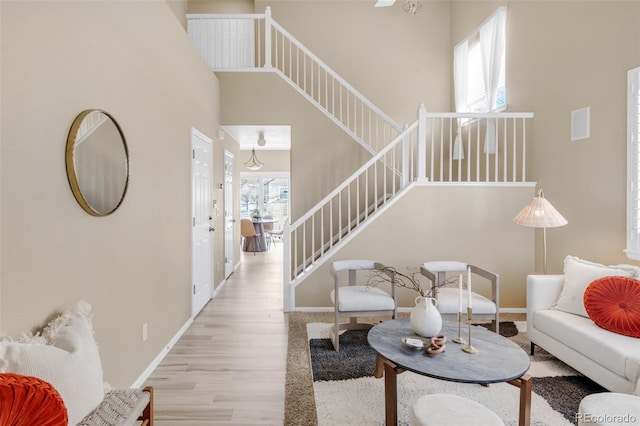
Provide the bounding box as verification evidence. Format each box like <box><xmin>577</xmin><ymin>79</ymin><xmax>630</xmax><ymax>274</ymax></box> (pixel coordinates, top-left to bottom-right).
<box><xmin>145</xmin><ymin>243</ymin><xmax>287</xmax><ymax>425</ymax></box>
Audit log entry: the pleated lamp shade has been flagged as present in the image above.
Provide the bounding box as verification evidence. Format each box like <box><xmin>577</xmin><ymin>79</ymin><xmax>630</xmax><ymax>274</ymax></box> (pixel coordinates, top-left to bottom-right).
<box><xmin>513</xmin><ymin>189</ymin><xmax>568</xmax><ymax>228</ymax></box>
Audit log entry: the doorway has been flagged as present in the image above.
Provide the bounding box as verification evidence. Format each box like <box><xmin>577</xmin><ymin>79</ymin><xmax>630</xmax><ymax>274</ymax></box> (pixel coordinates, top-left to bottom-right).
<box><xmin>224</xmin><ymin>150</ymin><xmax>235</xmax><ymax>278</ymax></box>
<box><xmin>240</xmin><ymin>172</ymin><xmax>289</xmax><ymax>229</ymax></box>
<box><xmin>191</xmin><ymin>128</ymin><xmax>214</xmax><ymax>317</ymax></box>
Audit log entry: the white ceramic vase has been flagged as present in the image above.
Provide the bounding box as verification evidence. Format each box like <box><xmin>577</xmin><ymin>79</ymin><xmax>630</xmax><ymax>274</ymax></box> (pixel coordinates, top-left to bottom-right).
<box><xmin>410</xmin><ymin>296</ymin><xmax>443</xmax><ymax>337</ymax></box>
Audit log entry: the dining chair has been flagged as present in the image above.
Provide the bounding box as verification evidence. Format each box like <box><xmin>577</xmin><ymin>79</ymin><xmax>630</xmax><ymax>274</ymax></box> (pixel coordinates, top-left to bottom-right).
<box><xmin>420</xmin><ymin>261</ymin><xmax>499</xmax><ymax>333</ymax></box>
<box><xmin>262</xmin><ymin>214</ymin><xmax>275</xmax><ymax>251</ymax></box>
<box><xmin>330</xmin><ymin>260</ymin><xmax>397</xmax><ymax>351</ymax></box>
<box><xmin>240</xmin><ymin>218</ymin><xmax>260</xmax><ymax>255</ymax></box>
<box><xmin>268</xmin><ymin>217</ymin><xmax>286</xmax><ymax>245</ymax></box>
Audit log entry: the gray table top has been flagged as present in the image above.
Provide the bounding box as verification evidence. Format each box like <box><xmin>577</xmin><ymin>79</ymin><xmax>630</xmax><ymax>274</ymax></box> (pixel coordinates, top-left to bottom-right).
<box><xmin>368</xmin><ymin>319</ymin><xmax>530</xmax><ymax>384</ymax></box>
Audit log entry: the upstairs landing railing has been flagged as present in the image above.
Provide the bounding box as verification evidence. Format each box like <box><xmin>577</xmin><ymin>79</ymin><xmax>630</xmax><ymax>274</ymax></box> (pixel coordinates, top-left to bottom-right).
<box><xmin>187</xmin><ymin>8</ymin><xmax>403</xmax><ymax>155</ymax></box>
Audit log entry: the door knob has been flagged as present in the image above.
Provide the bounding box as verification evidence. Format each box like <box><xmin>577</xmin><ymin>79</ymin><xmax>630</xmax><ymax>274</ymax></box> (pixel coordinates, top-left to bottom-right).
<box><xmin>209</xmin><ymin>227</ymin><xmax>215</xmax><ymax>232</ymax></box>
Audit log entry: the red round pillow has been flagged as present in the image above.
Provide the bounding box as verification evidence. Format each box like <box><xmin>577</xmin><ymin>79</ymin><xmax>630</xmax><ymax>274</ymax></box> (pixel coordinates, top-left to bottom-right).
<box><xmin>584</xmin><ymin>276</ymin><xmax>640</xmax><ymax>338</ymax></box>
<box><xmin>0</xmin><ymin>373</ymin><xmax>68</xmax><ymax>426</ymax></box>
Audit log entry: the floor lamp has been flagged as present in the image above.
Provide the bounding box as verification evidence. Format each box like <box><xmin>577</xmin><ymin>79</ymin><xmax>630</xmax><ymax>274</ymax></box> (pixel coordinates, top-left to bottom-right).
<box><xmin>513</xmin><ymin>189</ymin><xmax>568</xmax><ymax>274</ymax></box>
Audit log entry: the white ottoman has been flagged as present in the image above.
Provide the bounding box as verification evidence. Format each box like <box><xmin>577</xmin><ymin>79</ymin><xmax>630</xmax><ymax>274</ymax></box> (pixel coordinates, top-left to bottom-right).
<box><xmin>410</xmin><ymin>394</ymin><xmax>505</xmax><ymax>426</ymax></box>
<box><xmin>578</xmin><ymin>393</ymin><xmax>640</xmax><ymax>426</ymax></box>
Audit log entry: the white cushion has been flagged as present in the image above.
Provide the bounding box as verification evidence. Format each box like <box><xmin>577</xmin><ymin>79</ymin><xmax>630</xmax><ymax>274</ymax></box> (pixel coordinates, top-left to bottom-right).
<box><xmin>436</xmin><ymin>287</ymin><xmax>496</xmax><ymax>314</ymax></box>
<box><xmin>331</xmin><ymin>259</ymin><xmax>376</xmax><ymax>273</ymax></box>
<box><xmin>411</xmin><ymin>394</ymin><xmax>504</xmax><ymax>426</ymax></box>
<box><xmin>578</xmin><ymin>393</ymin><xmax>640</xmax><ymax>426</ymax></box>
<box><xmin>553</xmin><ymin>256</ymin><xmax>640</xmax><ymax>317</ymax></box>
<box><xmin>534</xmin><ymin>309</ymin><xmax>640</xmax><ymax>383</ymax></box>
<box><xmin>0</xmin><ymin>301</ymin><xmax>105</xmax><ymax>425</ymax></box>
<box><xmin>422</xmin><ymin>261</ymin><xmax>468</xmax><ymax>273</ymax></box>
<box><xmin>331</xmin><ymin>286</ymin><xmax>395</xmax><ymax>312</ymax></box>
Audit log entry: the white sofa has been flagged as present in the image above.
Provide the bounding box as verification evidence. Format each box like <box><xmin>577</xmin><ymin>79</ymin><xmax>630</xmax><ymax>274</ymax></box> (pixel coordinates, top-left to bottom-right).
<box><xmin>527</xmin><ymin>274</ymin><xmax>640</xmax><ymax>395</ymax></box>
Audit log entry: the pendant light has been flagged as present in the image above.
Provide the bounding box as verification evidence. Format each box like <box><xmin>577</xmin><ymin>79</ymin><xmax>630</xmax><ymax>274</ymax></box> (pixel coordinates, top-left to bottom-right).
<box><xmin>244</xmin><ymin>146</ymin><xmax>263</xmax><ymax>170</ymax></box>
<box><xmin>244</xmin><ymin>132</ymin><xmax>266</xmax><ymax>170</ymax></box>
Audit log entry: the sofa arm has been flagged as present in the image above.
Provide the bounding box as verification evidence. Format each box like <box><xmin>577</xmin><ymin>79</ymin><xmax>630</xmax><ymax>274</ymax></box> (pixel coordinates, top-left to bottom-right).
<box><xmin>526</xmin><ymin>275</ymin><xmax>564</xmax><ymax>319</ymax></box>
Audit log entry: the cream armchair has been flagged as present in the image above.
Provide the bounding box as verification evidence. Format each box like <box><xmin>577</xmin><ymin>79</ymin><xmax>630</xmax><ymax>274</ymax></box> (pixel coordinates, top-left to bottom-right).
<box><xmin>330</xmin><ymin>260</ymin><xmax>397</xmax><ymax>351</ymax></box>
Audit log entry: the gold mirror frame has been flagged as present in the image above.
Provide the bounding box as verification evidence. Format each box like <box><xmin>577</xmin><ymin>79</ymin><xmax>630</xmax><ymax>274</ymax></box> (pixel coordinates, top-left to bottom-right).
<box><xmin>65</xmin><ymin>110</ymin><xmax>130</xmax><ymax>216</ymax></box>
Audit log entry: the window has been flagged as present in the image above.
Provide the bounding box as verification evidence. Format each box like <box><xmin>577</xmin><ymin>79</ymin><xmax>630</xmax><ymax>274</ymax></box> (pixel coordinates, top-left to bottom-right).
<box><xmin>240</xmin><ymin>172</ymin><xmax>290</xmax><ymax>227</ymax></box>
<box><xmin>454</xmin><ymin>7</ymin><xmax>507</xmax><ymax>114</ymax></box>
<box><xmin>626</xmin><ymin>66</ymin><xmax>640</xmax><ymax>260</ymax></box>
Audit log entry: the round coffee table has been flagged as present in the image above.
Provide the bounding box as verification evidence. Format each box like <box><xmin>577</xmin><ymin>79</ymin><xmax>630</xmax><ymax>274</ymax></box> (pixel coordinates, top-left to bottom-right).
<box><xmin>368</xmin><ymin>319</ymin><xmax>532</xmax><ymax>426</ymax></box>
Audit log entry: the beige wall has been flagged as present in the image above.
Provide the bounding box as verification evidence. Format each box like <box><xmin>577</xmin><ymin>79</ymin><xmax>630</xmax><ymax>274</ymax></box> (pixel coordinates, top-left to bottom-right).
<box><xmin>255</xmin><ymin>0</ymin><xmax>452</xmax><ymax>123</ymax></box>
<box><xmin>218</xmin><ymin>72</ymin><xmax>370</xmax><ymax>219</ymax></box>
<box><xmin>504</xmin><ymin>1</ymin><xmax>640</xmax><ymax>273</ymax></box>
<box><xmin>1</xmin><ymin>0</ymin><xmax>222</xmax><ymax>387</ymax></box>
<box><xmin>188</xmin><ymin>0</ymin><xmax>255</xmax><ymax>14</ymax></box>
<box><xmin>214</xmin><ymin>1</ymin><xmax>451</xmax><ymax>221</ymax></box>
<box><xmin>295</xmin><ymin>185</ymin><xmax>535</xmax><ymax>309</ymax></box>
<box><xmin>166</xmin><ymin>0</ymin><xmax>188</xmax><ymax>28</ymax></box>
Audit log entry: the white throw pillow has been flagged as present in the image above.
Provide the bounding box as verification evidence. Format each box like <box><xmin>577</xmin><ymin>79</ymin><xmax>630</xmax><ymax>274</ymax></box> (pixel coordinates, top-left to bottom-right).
<box><xmin>553</xmin><ymin>256</ymin><xmax>640</xmax><ymax>317</ymax></box>
<box><xmin>0</xmin><ymin>301</ymin><xmax>104</xmax><ymax>425</ymax></box>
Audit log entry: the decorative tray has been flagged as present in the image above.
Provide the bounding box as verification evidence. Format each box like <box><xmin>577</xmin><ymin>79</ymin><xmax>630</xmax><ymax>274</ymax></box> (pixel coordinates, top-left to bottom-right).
<box><xmin>401</xmin><ymin>336</ymin><xmax>431</xmax><ymax>350</ymax></box>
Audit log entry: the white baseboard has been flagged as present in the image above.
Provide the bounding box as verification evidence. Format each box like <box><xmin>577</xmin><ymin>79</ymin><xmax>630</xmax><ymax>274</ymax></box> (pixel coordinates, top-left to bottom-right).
<box><xmin>291</xmin><ymin>307</ymin><xmax>526</xmax><ymax>314</ymax></box>
<box><xmin>132</xmin><ymin>278</ymin><xmax>232</xmax><ymax>388</ymax></box>
<box><xmin>293</xmin><ymin>307</ymin><xmax>334</xmax><ymax>313</ymax></box>
<box><xmin>131</xmin><ymin>316</ymin><xmax>194</xmax><ymax>388</ymax></box>
<box><xmin>213</xmin><ymin>278</ymin><xmax>227</xmax><ymax>297</ymax></box>
<box><xmin>500</xmin><ymin>308</ymin><xmax>526</xmax><ymax>314</ymax></box>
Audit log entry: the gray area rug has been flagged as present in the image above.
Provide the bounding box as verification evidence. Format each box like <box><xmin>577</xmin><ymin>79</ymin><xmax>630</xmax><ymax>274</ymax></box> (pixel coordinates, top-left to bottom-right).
<box><xmin>283</xmin><ymin>313</ymin><xmax>606</xmax><ymax>426</ymax></box>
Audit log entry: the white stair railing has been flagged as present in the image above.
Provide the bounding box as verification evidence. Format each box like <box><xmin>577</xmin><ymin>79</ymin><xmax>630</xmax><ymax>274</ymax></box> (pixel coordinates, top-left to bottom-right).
<box><xmin>284</xmin><ymin>118</ymin><xmax>420</xmax><ymax>293</ymax></box>
<box><xmin>268</xmin><ymin>19</ymin><xmax>403</xmax><ymax>154</ymax></box>
<box><xmin>419</xmin><ymin>112</ymin><xmax>535</xmax><ymax>183</ymax></box>
<box><xmin>187</xmin><ymin>8</ymin><xmax>403</xmax><ymax>154</ymax></box>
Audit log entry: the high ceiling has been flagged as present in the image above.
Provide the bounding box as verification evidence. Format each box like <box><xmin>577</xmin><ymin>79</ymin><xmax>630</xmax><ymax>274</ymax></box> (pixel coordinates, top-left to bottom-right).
<box><xmin>222</xmin><ymin>125</ymin><xmax>291</xmax><ymax>150</ymax></box>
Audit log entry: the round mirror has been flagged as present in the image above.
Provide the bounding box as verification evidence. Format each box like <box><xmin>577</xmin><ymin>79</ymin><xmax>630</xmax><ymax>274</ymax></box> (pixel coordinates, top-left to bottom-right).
<box><xmin>65</xmin><ymin>110</ymin><xmax>129</xmax><ymax>216</ymax></box>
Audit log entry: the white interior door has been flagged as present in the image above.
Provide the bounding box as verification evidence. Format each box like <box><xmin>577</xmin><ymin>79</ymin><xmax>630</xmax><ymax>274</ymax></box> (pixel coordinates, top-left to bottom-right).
<box><xmin>224</xmin><ymin>151</ymin><xmax>235</xmax><ymax>278</ymax></box>
<box><xmin>191</xmin><ymin>128</ymin><xmax>214</xmax><ymax>317</ymax></box>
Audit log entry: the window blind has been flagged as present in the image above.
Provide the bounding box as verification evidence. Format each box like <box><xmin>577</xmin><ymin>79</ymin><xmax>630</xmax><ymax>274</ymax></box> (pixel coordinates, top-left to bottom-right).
<box><xmin>626</xmin><ymin>66</ymin><xmax>640</xmax><ymax>259</ymax></box>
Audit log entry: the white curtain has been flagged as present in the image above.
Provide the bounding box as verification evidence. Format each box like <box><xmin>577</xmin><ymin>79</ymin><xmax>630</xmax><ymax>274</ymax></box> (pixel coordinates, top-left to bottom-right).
<box><xmin>480</xmin><ymin>8</ymin><xmax>507</xmax><ymax>154</ymax></box>
<box><xmin>453</xmin><ymin>40</ymin><xmax>469</xmax><ymax>160</ymax></box>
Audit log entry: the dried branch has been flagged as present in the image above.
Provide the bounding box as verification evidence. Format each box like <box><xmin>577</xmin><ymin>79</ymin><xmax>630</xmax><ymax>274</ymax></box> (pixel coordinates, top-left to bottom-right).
<box><xmin>367</xmin><ymin>266</ymin><xmax>462</xmax><ymax>299</ymax></box>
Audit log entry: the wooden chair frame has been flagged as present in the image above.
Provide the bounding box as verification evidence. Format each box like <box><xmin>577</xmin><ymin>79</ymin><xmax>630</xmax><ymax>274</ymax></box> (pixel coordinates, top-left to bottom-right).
<box><xmin>330</xmin><ymin>260</ymin><xmax>397</xmax><ymax>351</ymax></box>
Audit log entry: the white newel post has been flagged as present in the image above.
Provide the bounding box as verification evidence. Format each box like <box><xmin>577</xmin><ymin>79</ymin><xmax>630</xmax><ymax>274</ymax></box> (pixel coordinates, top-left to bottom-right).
<box><xmin>264</xmin><ymin>7</ymin><xmax>273</xmax><ymax>68</ymax></box>
<box><xmin>417</xmin><ymin>104</ymin><xmax>428</xmax><ymax>182</ymax></box>
<box><xmin>402</xmin><ymin>123</ymin><xmax>410</xmax><ymax>188</ymax></box>
<box><xmin>283</xmin><ymin>220</ymin><xmax>293</xmax><ymax>312</ymax></box>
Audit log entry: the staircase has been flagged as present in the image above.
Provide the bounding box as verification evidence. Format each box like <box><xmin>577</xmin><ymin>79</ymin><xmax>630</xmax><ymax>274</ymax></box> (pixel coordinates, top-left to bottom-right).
<box><xmin>187</xmin><ymin>8</ymin><xmax>403</xmax><ymax>154</ymax></box>
<box><xmin>186</xmin><ymin>8</ymin><xmax>534</xmax><ymax>311</ymax></box>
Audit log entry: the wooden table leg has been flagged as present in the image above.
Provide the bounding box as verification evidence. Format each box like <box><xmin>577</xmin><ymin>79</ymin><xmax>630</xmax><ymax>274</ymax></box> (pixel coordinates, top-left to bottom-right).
<box><xmin>374</xmin><ymin>354</ymin><xmax>385</xmax><ymax>379</ymax></box>
<box><xmin>383</xmin><ymin>360</ymin><xmax>398</xmax><ymax>426</ymax></box>
<box><xmin>508</xmin><ymin>374</ymin><xmax>532</xmax><ymax>426</ymax></box>
<box><xmin>374</xmin><ymin>354</ymin><xmax>406</xmax><ymax>426</ymax></box>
